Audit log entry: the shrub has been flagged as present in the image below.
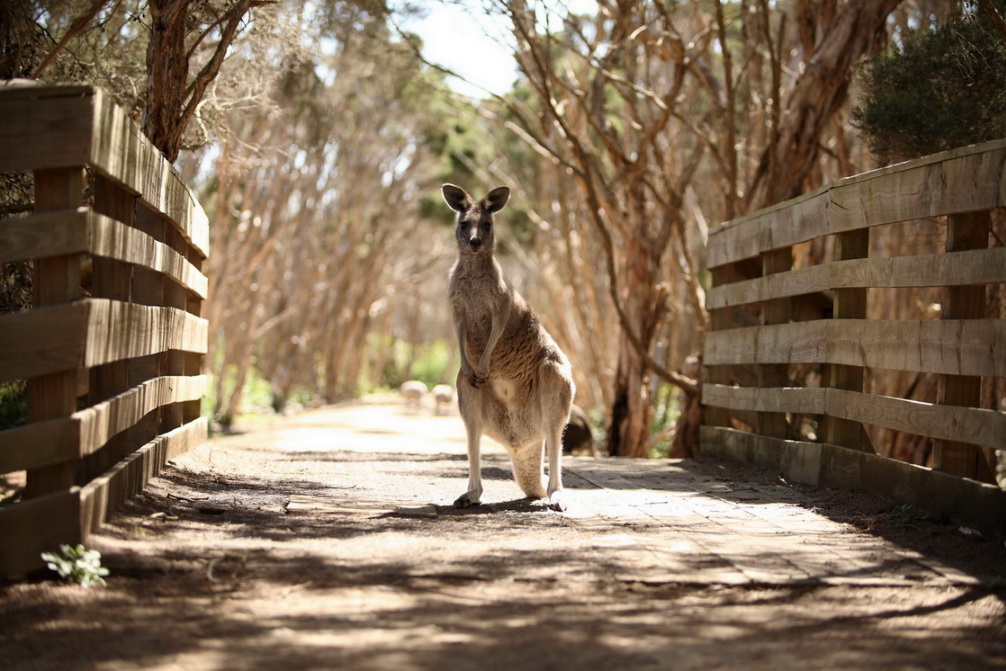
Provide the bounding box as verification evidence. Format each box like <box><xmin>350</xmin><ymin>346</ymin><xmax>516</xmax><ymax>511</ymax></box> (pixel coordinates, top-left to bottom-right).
<box><xmin>853</xmin><ymin>2</ymin><xmax>1006</xmax><ymax>163</ymax></box>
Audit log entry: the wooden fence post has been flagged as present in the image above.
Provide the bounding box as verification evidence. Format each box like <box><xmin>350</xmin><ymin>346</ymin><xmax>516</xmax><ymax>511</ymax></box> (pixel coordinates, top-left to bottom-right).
<box><xmin>705</xmin><ymin>261</ymin><xmax>760</xmax><ymax>434</ymax></box>
<box><xmin>705</xmin><ymin>266</ymin><xmax>736</xmax><ymax>431</ymax></box>
<box><xmin>183</xmin><ymin>246</ymin><xmax>205</xmax><ymax>425</ymax></box>
<box><xmin>822</xmin><ymin>228</ymin><xmax>874</xmax><ymax>453</ymax></box>
<box><xmin>85</xmin><ymin>174</ymin><xmax>135</xmax><ymax>483</ymax></box>
<box><xmin>933</xmin><ymin>210</ymin><xmax>995</xmax><ymax>482</ymax></box>
<box><xmin>24</xmin><ymin>168</ymin><xmax>84</xmax><ymax>499</ymax></box>
<box><xmin>114</xmin><ymin>203</ymin><xmax>166</xmax><ymax>498</ymax></box>
<box><xmin>759</xmin><ymin>247</ymin><xmax>792</xmax><ymax>439</ymax></box>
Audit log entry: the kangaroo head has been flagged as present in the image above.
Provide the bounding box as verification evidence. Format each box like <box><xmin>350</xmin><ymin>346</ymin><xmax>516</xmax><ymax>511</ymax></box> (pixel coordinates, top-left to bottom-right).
<box><xmin>442</xmin><ymin>184</ymin><xmax>510</xmax><ymax>254</ymax></box>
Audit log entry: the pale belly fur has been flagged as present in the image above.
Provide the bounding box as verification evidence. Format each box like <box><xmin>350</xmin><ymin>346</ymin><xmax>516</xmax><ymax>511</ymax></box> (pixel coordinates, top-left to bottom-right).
<box><xmin>479</xmin><ymin>376</ymin><xmax>544</xmax><ymax>450</ymax></box>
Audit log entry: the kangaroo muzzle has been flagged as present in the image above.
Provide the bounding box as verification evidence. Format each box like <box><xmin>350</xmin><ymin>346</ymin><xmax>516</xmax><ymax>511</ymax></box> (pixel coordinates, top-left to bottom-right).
<box><xmin>468</xmin><ymin>235</ymin><xmax>483</xmax><ymax>250</ymax></box>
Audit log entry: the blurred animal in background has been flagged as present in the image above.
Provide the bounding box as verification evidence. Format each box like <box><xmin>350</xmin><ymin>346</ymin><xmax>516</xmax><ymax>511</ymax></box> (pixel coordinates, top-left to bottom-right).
<box><xmin>399</xmin><ymin>380</ymin><xmax>428</xmax><ymax>412</ymax></box>
<box><xmin>562</xmin><ymin>404</ymin><xmax>596</xmax><ymax>456</ymax></box>
<box><xmin>432</xmin><ymin>384</ymin><xmax>454</xmax><ymax>416</ymax></box>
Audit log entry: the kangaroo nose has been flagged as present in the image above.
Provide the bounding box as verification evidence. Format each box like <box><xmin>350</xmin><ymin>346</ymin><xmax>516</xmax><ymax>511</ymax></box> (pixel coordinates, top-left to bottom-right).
<box><xmin>468</xmin><ymin>237</ymin><xmax>482</xmax><ymax>250</ymax></box>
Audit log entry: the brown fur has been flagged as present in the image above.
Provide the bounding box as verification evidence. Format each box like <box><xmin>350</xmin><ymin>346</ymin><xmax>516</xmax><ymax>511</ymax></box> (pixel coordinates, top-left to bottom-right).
<box><xmin>443</xmin><ymin>184</ymin><xmax>575</xmax><ymax>511</ymax></box>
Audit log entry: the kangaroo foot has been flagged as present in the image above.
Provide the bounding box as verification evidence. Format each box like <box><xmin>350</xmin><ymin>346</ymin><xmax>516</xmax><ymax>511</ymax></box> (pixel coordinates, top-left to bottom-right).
<box><xmin>454</xmin><ymin>492</ymin><xmax>481</xmax><ymax>509</ymax></box>
<box><xmin>548</xmin><ymin>490</ymin><xmax>567</xmax><ymax>512</ymax></box>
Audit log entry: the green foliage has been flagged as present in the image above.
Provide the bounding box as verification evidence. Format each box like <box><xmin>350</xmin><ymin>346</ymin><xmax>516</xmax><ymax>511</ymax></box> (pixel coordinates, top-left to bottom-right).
<box><xmin>203</xmin><ymin>362</ymin><xmax>288</xmax><ymax>432</ymax></box>
<box><xmin>887</xmin><ymin>503</ymin><xmax>931</xmax><ymax>527</ymax></box>
<box><xmin>408</xmin><ymin>340</ymin><xmax>454</xmax><ymax>388</ymax></box>
<box><xmin>648</xmin><ymin>385</ymin><xmax>682</xmax><ymax>459</ymax></box>
<box><xmin>375</xmin><ymin>336</ymin><xmax>455</xmax><ymax>390</ymax></box>
<box><xmin>853</xmin><ymin>3</ymin><xmax>1006</xmax><ymax>163</ymax></box>
<box><xmin>0</xmin><ymin>380</ymin><xmax>27</xmax><ymax>431</ymax></box>
<box><xmin>41</xmin><ymin>544</ymin><xmax>109</xmax><ymax>588</ymax></box>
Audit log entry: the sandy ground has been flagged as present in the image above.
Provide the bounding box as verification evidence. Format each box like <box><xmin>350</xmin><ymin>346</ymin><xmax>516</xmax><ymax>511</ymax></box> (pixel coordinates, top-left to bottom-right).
<box><xmin>2</xmin><ymin>397</ymin><xmax>1004</xmax><ymax>670</ymax></box>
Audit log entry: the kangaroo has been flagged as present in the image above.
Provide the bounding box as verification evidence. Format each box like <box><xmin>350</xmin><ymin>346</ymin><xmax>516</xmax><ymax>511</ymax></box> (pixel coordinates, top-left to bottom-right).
<box><xmin>443</xmin><ymin>183</ymin><xmax>575</xmax><ymax>512</ymax></box>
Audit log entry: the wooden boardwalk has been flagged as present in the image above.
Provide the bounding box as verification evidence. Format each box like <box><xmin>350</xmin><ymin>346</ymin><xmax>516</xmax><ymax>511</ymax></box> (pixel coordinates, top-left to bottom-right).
<box><xmin>199</xmin><ymin>399</ymin><xmax>997</xmax><ymax>589</ymax></box>
<box><xmin>3</xmin><ymin>399</ymin><xmax>1003</xmax><ymax>671</ymax></box>
<box><xmin>563</xmin><ymin>459</ymin><xmax>979</xmax><ymax>586</ymax></box>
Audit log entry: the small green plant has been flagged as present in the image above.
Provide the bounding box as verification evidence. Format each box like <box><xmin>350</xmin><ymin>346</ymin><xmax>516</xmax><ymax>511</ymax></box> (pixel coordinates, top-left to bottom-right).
<box><xmin>41</xmin><ymin>544</ymin><xmax>109</xmax><ymax>588</ymax></box>
<box><xmin>888</xmin><ymin>503</ymin><xmax>929</xmax><ymax>527</ymax></box>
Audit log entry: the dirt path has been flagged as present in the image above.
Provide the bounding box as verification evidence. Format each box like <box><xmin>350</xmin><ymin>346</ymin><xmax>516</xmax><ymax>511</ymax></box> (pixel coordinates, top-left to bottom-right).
<box><xmin>3</xmin><ymin>397</ymin><xmax>1005</xmax><ymax>670</ymax></box>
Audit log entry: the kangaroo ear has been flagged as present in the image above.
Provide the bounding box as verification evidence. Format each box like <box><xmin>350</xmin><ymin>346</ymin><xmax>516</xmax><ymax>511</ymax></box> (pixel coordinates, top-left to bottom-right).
<box><xmin>483</xmin><ymin>186</ymin><xmax>510</xmax><ymax>213</ymax></box>
<box><xmin>442</xmin><ymin>184</ymin><xmax>472</xmax><ymax>213</ymax></box>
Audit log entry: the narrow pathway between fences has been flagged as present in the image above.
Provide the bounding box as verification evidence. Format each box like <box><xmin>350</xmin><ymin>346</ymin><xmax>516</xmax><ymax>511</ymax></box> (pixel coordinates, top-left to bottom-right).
<box><xmin>3</xmin><ymin>395</ymin><xmax>1005</xmax><ymax>670</ymax></box>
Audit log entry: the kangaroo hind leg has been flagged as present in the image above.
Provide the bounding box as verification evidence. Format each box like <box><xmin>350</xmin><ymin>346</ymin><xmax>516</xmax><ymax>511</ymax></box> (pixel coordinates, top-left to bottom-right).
<box><xmin>545</xmin><ymin>421</ymin><xmax>566</xmax><ymax>511</ymax></box>
<box><xmin>510</xmin><ymin>442</ymin><xmax>547</xmax><ymax>501</ymax></box>
<box><xmin>455</xmin><ymin>380</ymin><xmax>484</xmax><ymax>508</ymax></box>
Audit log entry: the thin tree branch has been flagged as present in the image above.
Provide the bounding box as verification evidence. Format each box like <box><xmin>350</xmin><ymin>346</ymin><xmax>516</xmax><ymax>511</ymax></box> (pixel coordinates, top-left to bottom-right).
<box><xmin>32</xmin><ymin>0</ymin><xmax>111</xmax><ymax>78</ymax></box>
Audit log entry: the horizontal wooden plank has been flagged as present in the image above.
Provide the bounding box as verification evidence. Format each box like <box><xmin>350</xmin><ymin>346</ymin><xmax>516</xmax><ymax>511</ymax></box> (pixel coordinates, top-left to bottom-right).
<box><xmin>83</xmin><ymin>300</ymin><xmax>208</xmax><ymax>367</ymax></box>
<box><xmin>706</xmin><ymin>247</ymin><xmax>1006</xmax><ymax>310</ymax></box>
<box><xmin>0</xmin><ymin>209</ymin><xmax>207</xmax><ymax>298</ymax></box>
<box><xmin>0</xmin><ymin>85</ymin><xmax>209</xmax><ymax>258</ymax></box>
<box><xmin>701</xmin><ymin>384</ymin><xmax>826</xmax><ymax>415</ymax></box>
<box><xmin>163</xmin><ymin>415</ymin><xmax>208</xmax><ymax>461</ymax></box>
<box><xmin>0</xmin><ymin>88</ymin><xmax>93</xmax><ymax>172</ymax></box>
<box><xmin>830</xmin><ymin>138</ymin><xmax>1006</xmax><ymax>232</ymax></box>
<box><xmin>704</xmin><ymin>319</ymin><xmax>1006</xmax><ymax>377</ymax></box>
<box><xmin>700</xmin><ymin>425</ymin><xmax>1006</xmax><ymax>538</ymax></box>
<box><xmin>708</xmin><ymin>138</ymin><xmax>1006</xmax><ymax>267</ymax></box>
<box><xmin>0</xmin><ymin>299</ymin><xmax>207</xmax><ymax>380</ymax></box>
<box><xmin>0</xmin><ymin>487</ymin><xmax>81</xmax><ymax>579</ymax></box>
<box><xmin>707</xmin><ymin>188</ymin><xmax>829</xmax><ymax>268</ymax></box>
<box><xmin>0</xmin><ymin>418</ymin><xmax>79</xmax><ymax>474</ymax></box>
<box><xmin>0</xmin><ymin>209</ymin><xmax>89</xmax><ymax>262</ymax></box>
<box><xmin>77</xmin><ymin>375</ymin><xmax>208</xmax><ymax>455</ymax></box>
<box><xmin>80</xmin><ymin>417</ymin><xmax>207</xmax><ymax>535</ymax></box>
<box><xmin>829</xmin><ymin>389</ymin><xmax>1005</xmax><ymax>451</ymax></box>
<box><xmin>699</xmin><ymin>426</ymin><xmax>824</xmax><ymax>485</ymax></box>
<box><xmin>702</xmin><ymin>384</ymin><xmax>1006</xmax><ymax>449</ymax></box>
<box><xmin>0</xmin><ymin>374</ymin><xmax>207</xmax><ymax>472</ymax></box>
<box><xmin>707</xmin><ymin>265</ymin><xmax>827</xmax><ymax>310</ymax></box>
<box><xmin>88</xmin><ymin>89</ymin><xmax>210</xmax><ymax>258</ymax></box>
<box><xmin>0</xmin><ymin>301</ymin><xmax>90</xmax><ymax>380</ymax></box>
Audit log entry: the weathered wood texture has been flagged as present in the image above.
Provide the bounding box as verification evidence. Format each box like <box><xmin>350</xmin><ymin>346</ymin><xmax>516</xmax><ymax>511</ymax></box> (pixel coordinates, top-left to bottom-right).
<box><xmin>707</xmin><ymin>138</ymin><xmax>1006</xmax><ymax>268</ymax></box>
<box><xmin>0</xmin><ymin>85</ymin><xmax>209</xmax><ymax>578</ymax></box>
<box><xmin>703</xmin><ymin>139</ymin><xmax>1006</xmax><ymax>532</ymax></box>
<box><xmin>700</xmin><ymin>427</ymin><xmax>1006</xmax><ymax>538</ymax></box>
<box><xmin>0</xmin><ymin>85</ymin><xmax>209</xmax><ymax>257</ymax></box>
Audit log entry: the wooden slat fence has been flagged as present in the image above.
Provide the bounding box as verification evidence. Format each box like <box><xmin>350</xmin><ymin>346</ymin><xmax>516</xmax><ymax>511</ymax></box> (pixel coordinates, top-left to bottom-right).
<box><xmin>0</xmin><ymin>85</ymin><xmax>209</xmax><ymax>577</ymax></box>
<box><xmin>701</xmin><ymin>138</ymin><xmax>1006</xmax><ymax>536</ymax></box>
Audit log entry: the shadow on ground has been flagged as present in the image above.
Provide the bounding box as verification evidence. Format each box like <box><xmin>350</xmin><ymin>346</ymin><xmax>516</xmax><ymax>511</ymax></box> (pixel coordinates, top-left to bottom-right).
<box><xmin>2</xmin><ymin>402</ymin><xmax>1004</xmax><ymax>670</ymax></box>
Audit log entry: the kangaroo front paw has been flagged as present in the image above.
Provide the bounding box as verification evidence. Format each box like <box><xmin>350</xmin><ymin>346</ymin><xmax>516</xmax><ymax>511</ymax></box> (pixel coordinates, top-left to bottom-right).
<box><xmin>548</xmin><ymin>490</ymin><xmax>567</xmax><ymax>512</ymax></box>
<box><xmin>454</xmin><ymin>492</ymin><xmax>481</xmax><ymax>508</ymax></box>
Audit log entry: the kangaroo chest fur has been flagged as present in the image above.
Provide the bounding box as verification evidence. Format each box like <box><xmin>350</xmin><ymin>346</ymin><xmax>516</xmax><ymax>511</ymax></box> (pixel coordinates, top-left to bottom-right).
<box><xmin>448</xmin><ymin>265</ymin><xmax>509</xmax><ymax>367</ymax></box>
<box><xmin>449</xmin><ymin>265</ymin><xmax>553</xmax><ymax>381</ymax></box>
<box><xmin>449</xmin><ymin>262</ymin><xmax>564</xmax><ymax>447</ymax></box>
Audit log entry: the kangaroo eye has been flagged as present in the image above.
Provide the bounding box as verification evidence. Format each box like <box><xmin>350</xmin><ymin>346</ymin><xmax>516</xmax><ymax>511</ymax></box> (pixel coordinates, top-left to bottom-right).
<box><xmin>481</xmin><ymin>220</ymin><xmax>491</xmax><ymax>231</ymax></box>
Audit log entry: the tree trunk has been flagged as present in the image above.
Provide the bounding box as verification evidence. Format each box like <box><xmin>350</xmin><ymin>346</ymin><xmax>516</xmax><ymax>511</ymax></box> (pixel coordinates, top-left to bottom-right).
<box><xmin>609</xmin><ymin>339</ymin><xmax>653</xmax><ymax>457</ymax></box>
<box><xmin>670</xmin><ymin>390</ymin><xmax>703</xmax><ymax>458</ymax></box>
<box><xmin>143</xmin><ymin>0</ymin><xmax>189</xmax><ymax>161</ymax></box>
<box><xmin>606</xmin><ymin>236</ymin><xmax>665</xmax><ymax>457</ymax></box>
<box><xmin>745</xmin><ymin>0</ymin><xmax>902</xmax><ymax>210</ymax></box>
